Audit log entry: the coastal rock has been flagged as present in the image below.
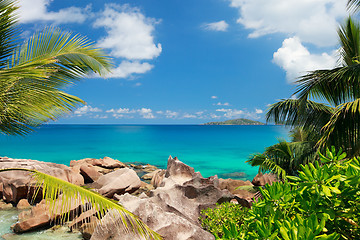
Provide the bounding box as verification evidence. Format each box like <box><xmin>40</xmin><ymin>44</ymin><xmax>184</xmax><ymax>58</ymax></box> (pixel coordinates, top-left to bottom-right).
<box><xmin>94</xmin><ymin>195</ymin><xmax>215</xmax><ymax>240</ymax></box>
<box><xmin>16</xmin><ymin>199</ymin><xmax>31</xmax><ymax>209</ymax></box>
<box><xmin>219</xmin><ymin>179</ymin><xmax>255</xmax><ymax>196</ymax></box>
<box><xmin>150</xmin><ymin>169</ymin><xmax>166</xmax><ymax>188</ymax></box>
<box><xmin>93</xmin><ymin>168</ymin><xmax>141</xmax><ymax>198</ymax></box>
<box><xmin>13</xmin><ymin>196</ymin><xmax>84</xmax><ymax>233</ymax></box>
<box><xmin>70</xmin><ymin>157</ymin><xmax>127</xmax><ymax>169</ymax></box>
<box><xmin>142</xmin><ymin>169</ymin><xmax>162</xmax><ymax>180</ymax></box>
<box><xmin>0</xmin><ymin>199</ymin><xmax>13</xmax><ymax>210</ymax></box>
<box><xmin>0</xmin><ymin>157</ymin><xmax>84</xmax><ymax>203</ymax></box>
<box><xmin>80</xmin><ymin>164</ymin><xmax>102</xmax><ymax>183</ymax></box>
<box><xmin>252</xmin><ymin>173</ymin><xmax>278</xmax><ymax>186</ymax></box>
<box><xmin>164</xmin><ymin>156</ymin><xmax>196</xmax><ymax>184</ymax></box>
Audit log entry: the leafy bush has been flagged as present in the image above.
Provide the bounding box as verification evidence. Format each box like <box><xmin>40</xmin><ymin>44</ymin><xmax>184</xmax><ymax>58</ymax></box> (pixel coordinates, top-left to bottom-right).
<box><xmin>199</xmin><ymin>202</ymin><xmax>247</xmax><ymax>239</ymax></box>
<box><xmin>201</xmin><ymin>148</ymin><xmax>360</xmax><ymax>239</ymax></box>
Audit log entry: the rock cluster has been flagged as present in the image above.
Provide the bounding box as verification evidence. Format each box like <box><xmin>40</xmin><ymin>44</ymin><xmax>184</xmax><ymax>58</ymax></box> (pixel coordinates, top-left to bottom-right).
<box><xmin>0</xmin><ymin>155</ymin><xmax>277</xmax><ymax>240</ymax></box>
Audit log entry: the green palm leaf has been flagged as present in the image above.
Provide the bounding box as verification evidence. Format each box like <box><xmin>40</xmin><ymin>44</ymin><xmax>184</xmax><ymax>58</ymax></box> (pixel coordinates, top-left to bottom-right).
<box><xmin>266</xmin><ymin>99</ymin><xmax>334</xmax><ymax>134</ymax></box>
<box><xmin>0</xmin><ymin>168</ymin><xmax>162</xmax><ymax>240</ymax></box>
<box><xmin>348</xmin><ymin>0</ymin><xmax>360</xmax><ymax>13</ymax></box>
<box><xmin>0</xmin><ymin>27</ymin><xmax>112</xmax><ymax>135</ymax></box>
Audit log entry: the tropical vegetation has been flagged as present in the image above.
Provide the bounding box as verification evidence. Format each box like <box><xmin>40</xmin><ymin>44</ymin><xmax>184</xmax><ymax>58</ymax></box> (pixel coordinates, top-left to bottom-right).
<box><xmin>0</xmin><ymin>0</ymin><xmax>161</xmax><ymax>239</ymax></box>
<box><xmin>201</xmin><ymin>148</ymin><xmax>360</xmax><ymax>239</ymax></box>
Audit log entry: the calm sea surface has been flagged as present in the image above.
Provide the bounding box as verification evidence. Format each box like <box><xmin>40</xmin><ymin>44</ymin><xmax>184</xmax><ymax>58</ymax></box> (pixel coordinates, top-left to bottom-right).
<box><xmin>0</xmin><ymin>124</ymin><xmax>289</xmax><ymax>180</ymax></box>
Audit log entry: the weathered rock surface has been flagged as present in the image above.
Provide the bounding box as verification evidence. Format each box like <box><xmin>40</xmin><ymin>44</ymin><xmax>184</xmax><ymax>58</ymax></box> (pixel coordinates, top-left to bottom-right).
<box><xmin>13</xmin><ymin>196</ymin><xmax>84</xmax><ymax>233</ymax></box>
<box><xmin>92</xmin><ymin>168</ymin><xmax>141</xmax><ymax>198</ymax></box>
<box><xmin>252</xmin><ymin>173</ymin><xmax>278</xmax><ymax>186</ymax></box>
<box><xmin>95</xmin><ymin>156</ymin><xmax>234</xmax><ymax>240</ymax></box>
<box><xmin>0</xmin><ymin>199</ymin><xmax>13</xmax><ymax>210</ymax></box>
<box><xmin>16</xmin><ymin>199</ymin><xmax>31</xmax><ymax>209</ymax></box>
<box><xmin>79</xmin><ymin>164</ymin><xmax>102</xmax><ymax>183</ymax></box>
<box><xmin>0</xmin><ymin>157</ymin><xmax>84</xmax><ymax>203</ymax></box>
<box><xmin>164</xmin><ymin>156</ymin><xmax>196</xmax><ymax>184</ymax></box>
<box><xmin>70</xmin><ymin>157</ymin><xmax>127</xmax><ymax>169</ymax></box>
<box><xmin>151</xmin><ymin>169</ymin><xmax>166</xmax><ymax>188</ymax></box>
<box><xmin>142</xmin><ymin>169</ymin><xmax>162</xmax><ymax>180</ymax></box>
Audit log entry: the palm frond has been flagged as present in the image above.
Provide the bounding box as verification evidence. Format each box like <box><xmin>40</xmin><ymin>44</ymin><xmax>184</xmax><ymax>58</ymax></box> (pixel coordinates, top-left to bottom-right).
<box><xmin>0</xmin><ymin>168</ymin><xmax>162</xmax><ymax>240</ymax></box>
<box><xmin>319</xmin><ymin>98</ymin><xmax>360</xmax><ymax>157</ymax></box>
<box><xmin>266</xmin><ymin>99</ymin><xmax>334</xmax><ymax>134</ymax></box>
<box><xmin>0</xmin><ymin>0</ymin><xmax>19</xmax><ymax>68</ymax></box>
<box><xmin>295</xmin><ymin>17</ymin><xmax>360</xmax><ymax>106</ymax></box>
<box><xmin>348</xmin><ymin>0</ymin><xmax>360</xmax><ymax>13</ymax></box>
<box><xmin>0</xmin><ymin>28</ymin><xmax>112</xmax><ymax>135</ymax></box>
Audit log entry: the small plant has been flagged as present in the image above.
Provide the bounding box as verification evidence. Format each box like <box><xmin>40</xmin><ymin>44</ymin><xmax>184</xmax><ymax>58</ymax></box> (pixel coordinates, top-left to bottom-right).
<box><xmin>199</xmin><ymin>202</ymin><xmax>247</xmax><ymax>239</ymax></box>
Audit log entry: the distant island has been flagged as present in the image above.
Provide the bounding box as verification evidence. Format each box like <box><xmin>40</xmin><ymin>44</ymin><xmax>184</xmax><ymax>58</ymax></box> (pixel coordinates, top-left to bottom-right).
<box><xmin>203</xmin><ymin>118</ymin><xmax>265</xmax><ymax>125</ymax></box>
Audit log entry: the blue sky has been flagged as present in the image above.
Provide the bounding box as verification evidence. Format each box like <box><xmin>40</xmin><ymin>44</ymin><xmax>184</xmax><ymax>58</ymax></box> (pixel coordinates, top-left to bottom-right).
<box><xmin>18</xmin><ymin>0</ymin><xmax>348</xmax><ymax>124</ymax></box>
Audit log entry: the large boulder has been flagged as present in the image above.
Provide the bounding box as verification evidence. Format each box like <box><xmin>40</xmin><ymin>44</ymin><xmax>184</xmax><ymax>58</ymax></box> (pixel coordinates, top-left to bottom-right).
<box><xmin>13</xmin><ymin>195</ymin><xmax>84</xmax><ymax>233</ymax></box>
<box><xmin>92</xmin><ymin>168</ymin><xmax>141</xmax><ymax>198</ymax></box>
<box><xmin>0</xmin><ymin>157</ymin><xmax>84</xmax><ymax>203</ymax></box>
<box><xmin>92</xmin><ymin>195</ymin><xmax>215</xmax><ymax>240</ymax></box>
<box><xmin>164</xmin><ymin>156</ymin><xmax>196</xmax><ymax>184</ymax></box>
<box><xmin>150</xmin><ymin>169</ymin><xmax>166</xmax><ymax>188</ymax></box>
<box><xmin>70</xmin><ymin>157</ymin><xmax>127</xmax><ymax>169</ymax></box>
<box><xmin>98</xmin><ymin>157</ymin><xmax>234</xmax><ymax>240</ymax></box>
<box><xmin>252</xmin><ymin>173</ymin><xmax>278</xmax><ymax>186</ymax></box>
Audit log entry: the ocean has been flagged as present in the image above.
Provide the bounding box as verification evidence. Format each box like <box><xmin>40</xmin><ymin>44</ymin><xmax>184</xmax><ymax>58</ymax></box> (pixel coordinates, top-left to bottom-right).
<box><xmin>0</xmin><ymin>124</ymin><xmax>289</xmax><ymax>181</ymax></box>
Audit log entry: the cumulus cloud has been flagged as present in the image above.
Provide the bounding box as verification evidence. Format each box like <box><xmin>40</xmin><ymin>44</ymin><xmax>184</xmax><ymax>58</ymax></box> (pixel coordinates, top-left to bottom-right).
<box><xmin>255</xmin><ymin>109</ymin><xmax>263</xmax><ymax>114</ymax></box>
<box><xmin>214</xmin><ymin>102</ymin><xmax>230</xmax><ymax>106</ymax></box>
<box><xmin>74</xmin><ymin>105</ymin><xmax>102</xmax><ymax>116</ymax></box>
<box><xmin>94</xmin><ymin>4</ymin><xmax>162</xmax><ymax>60</ymax></box>
<box><xmin>273</xmin><ymin>37</ymin><xmax>338</xmax><ymax>82</ymax></box>
<box><xmin>229</xmin><ymin>0</ymin><xmax>347</xmax><ymax>47</ymax></box>
<box><xmin>106</xmin><ymin>108</ymin><xmax>136</xmax><ymax>114</ymax></box>
<box><xmin>105</xmin><ymin>61</ymin><xmax>154</xmax><ymax>79</ymax></box>
<box><xmin>215</xmin><ymin>108</ymin><xmax>263</xmax><ymax>119</ymax></box>
<box><xmin>183</xmin><ymin>114</ymin><xmax>197</xmax><ymax>118</ymax></box>
<box><xmin>18</xmin><ymin>0</ymin><xmax>89</xmax><ymax>24</ymax></box>
<box><xmin>138</xmin><ymin>108</ymin><xmax>155</xmax><ymax>119</ymax></box>
<box><xmin>211</xmin><ymin>96</ymin><xmax>218</xmax><ymax>99</ymax></box>
<box><xmin>203</xmin><ymin>20</ymin><xmax>229</xmax><ymax>32</ymax></box>
<box><xmin>164</xmin><ymin>110</ymin><xmax>178</xmax><ymax>119</ymax></box>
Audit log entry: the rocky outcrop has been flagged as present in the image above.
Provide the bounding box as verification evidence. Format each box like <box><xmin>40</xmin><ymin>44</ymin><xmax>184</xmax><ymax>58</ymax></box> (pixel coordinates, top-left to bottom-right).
<box><xmin>252</xmin><ymin>173</ymin><xmax>278</xmax><ymax>186</ymax></box>
<box><xmin>91</xmin><ymin>168</ymin><xmax>141</xmax><ymax>198</ymax></box>
<box><xmin>70</xmin><ymin>157</ymin><xmax>127</xmax><ymax>169</ymax></box>
<box><xmin>95</xmin><ymin>156</ymin><xmax>234</xmax><ymax>240</ymax></box>
<box><xmin>16</xmin><ymin>199</ymin><xmax>31</xmax><ymax>209</ymax></box>
<box><xmin>0</xmin><ymin>157</ymin><xmax>84</xmax><ymax>203</ymax></box>
<box><xmin>151</xmin><ymin>169</ymin><xmax>166</xmax><ymax>188</ymax></box>
<box><xmin>13</xmin><ymin>195</ymin><xmax>84</xmax><ymax>233</ymax></box>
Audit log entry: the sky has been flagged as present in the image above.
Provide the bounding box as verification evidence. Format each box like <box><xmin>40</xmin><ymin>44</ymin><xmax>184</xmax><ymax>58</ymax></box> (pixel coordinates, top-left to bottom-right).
<box><xmin>17</xmin><ymin>0</ymin><xmax>349</xmax><ymax>124</ymax></box>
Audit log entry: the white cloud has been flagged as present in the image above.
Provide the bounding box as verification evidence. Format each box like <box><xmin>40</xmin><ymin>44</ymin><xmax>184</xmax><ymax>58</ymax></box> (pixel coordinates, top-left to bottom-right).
<box><xmin>138</xmin><ymin>108</ymin><xmax>155</xmax><ymax>119</ymax></box>
<box><xmin>183</xmin><ymin>114</ymin><xmax>197</xmax><ymax>118</ymax></box>
<box><xmin>215</xmin><ymin>108</ymin><xmax>263</xmax><ymax>119</ymax></box>
<box><xmin>18</xmin><ymin>0</ymin><xmax>89</xmax><ymax>24</ymax></box>
<box><xmin>229</xmin><ymin>0</ymin><xmax>347</xmax><ymax>47</ymax></box>
<box><xmin>273</xmin><ymin>37</ymin><xmax>338</xmax><ymax>82</ymax></box>
<box><xmin>74</xmin><ymin>105</ymin><xmax>102</xmax><ymax>116</ymax></box>
<box><xmin>164</xmin><ymin>110</ymin><xmax>178</xmax><ymax>119</ymax></box>
<box><xmin>211</xmin><ymin>96</ymin><xmax>218</xmax><ymax>99</ymax></box>
<box><xmin>94</xmin><ymin>4</ymin><xmax>162</xmax><ymax>60</ymax></box>
<box><xmin>255</xmin><ymin>109</ymin><xmax>263</xmax><ymax>114</ymax></box>
<box><xmin>203</xmin><ymin>20</ymin><xmax>229</xmax><ymax>32</ymax></box>
<box><xmin>106</xmin><ymin>108</ymin><xmax>136</xmax><ymax>114</ymax></box>
<box><xmin>214</xmin><ymin>102</ymin><xmax>230</xmax><ymax>106</ymax></box>
<box><xmin>105</xmin><ymin>61</ymin><xmax>154</xmax><ymax>79</ymax></box>
<box><xmin>92</xmin><ymin>115</ymin><xmax>108</xmax><ymax>119</ymax></box>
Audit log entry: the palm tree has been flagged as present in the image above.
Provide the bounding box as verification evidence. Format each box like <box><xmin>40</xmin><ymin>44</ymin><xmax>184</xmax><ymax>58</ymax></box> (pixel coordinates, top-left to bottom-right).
<box><xmin>247</xmin><ymin>128</ymin><xmax>318</xmax><ymax>179</ymax></box>
<box><xmin>266</xmin><ymin>16</ymin><xmax>360</xmax><ymax>157</ymax></box>
<box><xmin>0</xmin><ymin>1</ymin><xmax>161</xmax><ymax>239</ymax></box>
<box><xmin>0</xmin><ymin>0</ymin><xmax>110</xmax><ymax>135</ymax></box>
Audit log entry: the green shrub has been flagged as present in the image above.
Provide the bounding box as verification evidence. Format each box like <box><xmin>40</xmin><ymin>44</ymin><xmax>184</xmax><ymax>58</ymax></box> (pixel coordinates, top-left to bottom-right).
<box><xmin>199</xmin><ymin>202</ymin><xmax>247</xmax><ymax>239</ymax></box>
<box><xmin>201</xmin><ymin>148</ymin><xmax>360</xmax><ymax>239</ymax></box>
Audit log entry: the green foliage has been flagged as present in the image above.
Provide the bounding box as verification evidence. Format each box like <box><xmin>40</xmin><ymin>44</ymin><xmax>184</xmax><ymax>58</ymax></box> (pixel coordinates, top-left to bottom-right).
<box><xmin>199</xmin><ymin>202</ymin><xmax>247</xmax><ymax>239</ymax></box>
<box><xmin>204</xmin><ymin>149</ymin><xmax>360</xmax><ymax>239</ymax></box>
<box><xmin>0</xmin><ymin>0</ymin><xmax>112</xmax><ymax>135</ymax></box>
<box><xmin>247</xmin><ymin>139</ymin><xmax>317</xmax><ymax>179</ymax></box>
<box><xmin>242</xmin><ymin>149</ymin><xmax>360</xmax><ymax>239</ymax></box>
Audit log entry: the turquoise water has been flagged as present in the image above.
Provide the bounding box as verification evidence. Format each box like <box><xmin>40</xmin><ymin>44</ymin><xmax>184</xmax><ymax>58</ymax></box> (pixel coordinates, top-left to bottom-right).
<box><xmin>0</xmin><ymin>125</ymin><xmax>288</xmax><ymax>180</ymax></box>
